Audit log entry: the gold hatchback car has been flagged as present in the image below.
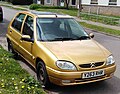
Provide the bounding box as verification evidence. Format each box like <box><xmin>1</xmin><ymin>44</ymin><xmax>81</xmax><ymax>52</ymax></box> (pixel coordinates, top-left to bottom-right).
<box><xmin>6</xmin><ymin>11</ymin><xmax>116</xmax><ymax>87</ymax></box>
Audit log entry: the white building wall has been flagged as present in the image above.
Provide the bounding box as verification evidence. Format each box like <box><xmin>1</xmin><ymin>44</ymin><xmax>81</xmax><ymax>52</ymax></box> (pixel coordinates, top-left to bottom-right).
<box><xmin>98</xmin><ymin>0</ymin><xmax>109</xmax><ymax>6</ymax></box>
<box><xmin>117</xmin><ymin>0</ymin><xmax>120</xmax><ymax>6</ymax></box>
<box><xmin>81</xmin><ymin>0</ymin><xmax>120</xmax><ymax>6</ymax></box>
<box><xmin>82</xmin><ymin>0</ymin><xmax>90</xmax><ymax>5</ymax></box>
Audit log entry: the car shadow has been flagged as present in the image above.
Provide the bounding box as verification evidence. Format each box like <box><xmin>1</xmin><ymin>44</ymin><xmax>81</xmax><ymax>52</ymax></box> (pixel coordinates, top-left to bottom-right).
<box><xmin>45</xmin><ymin>76</ymin><xmax>120</xmax><ymax>94</ymax></box>
<box><xmin>16</xmin><ymin>54</ymin><xmax>120</xmax><ymax>94</ymax></box>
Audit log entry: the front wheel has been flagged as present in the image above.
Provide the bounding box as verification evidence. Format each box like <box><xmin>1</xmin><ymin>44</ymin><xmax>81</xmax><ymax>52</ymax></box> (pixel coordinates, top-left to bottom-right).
<box><xmin>36</xmin><ymin>61</ymin><xmax>51</xmax><ymax>88</ymax></box>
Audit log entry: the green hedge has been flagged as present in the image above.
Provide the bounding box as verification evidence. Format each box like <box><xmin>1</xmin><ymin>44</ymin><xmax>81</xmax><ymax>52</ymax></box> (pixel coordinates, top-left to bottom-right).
<box><xmin>29</xmin><ymin>4</ymin><xmax>77</xmax><ymax>10</ymax></box>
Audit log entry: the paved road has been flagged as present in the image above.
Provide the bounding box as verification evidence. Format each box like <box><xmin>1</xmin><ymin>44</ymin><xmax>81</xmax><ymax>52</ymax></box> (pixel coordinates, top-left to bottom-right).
<box><xmin>0</xmin><ymin>7</ymin><xmax>120</xmax><ymax>94</ymax></box>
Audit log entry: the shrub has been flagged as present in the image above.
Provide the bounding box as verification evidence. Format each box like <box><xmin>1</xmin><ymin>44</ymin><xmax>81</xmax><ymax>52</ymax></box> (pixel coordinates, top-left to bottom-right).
<box><xmin>29</xmin><ymin>4</ymin><xmax>41</xmax><ymax>10</ymax></box>
<box><xmin>29</xmin><ymin>4</ymin><xmax>70</xmax><ymax>10</ymax></box>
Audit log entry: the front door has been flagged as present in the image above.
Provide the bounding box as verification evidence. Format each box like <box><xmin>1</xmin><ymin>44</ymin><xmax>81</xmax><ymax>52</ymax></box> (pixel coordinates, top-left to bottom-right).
<box><xmin>21</xmin><ymin>15</ymin><xmax>34</xmax><ymax>63</ymax></box>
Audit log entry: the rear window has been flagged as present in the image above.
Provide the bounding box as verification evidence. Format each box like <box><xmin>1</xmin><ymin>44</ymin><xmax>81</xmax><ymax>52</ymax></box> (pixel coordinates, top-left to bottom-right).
<box><xmin>12</xmin><ymin>13</ymin><xmax>26</xmax><ymax>32</ymax></box>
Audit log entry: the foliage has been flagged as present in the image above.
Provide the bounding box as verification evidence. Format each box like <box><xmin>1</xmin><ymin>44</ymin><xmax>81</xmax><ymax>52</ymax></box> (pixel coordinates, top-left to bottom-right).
<box><xmin>29</xmin><ymin>4</ymin><xmax>41</xmax><ymax>10</ymax></box>
<box><xmin>29</xmin><ymin>4</ymin><xmax>77</xmax><ymax>10</ymax></box>
<box><xmin>0</xmin><ymin>46</ymin><xmax>46</xmax><ymax>94</ymax></box>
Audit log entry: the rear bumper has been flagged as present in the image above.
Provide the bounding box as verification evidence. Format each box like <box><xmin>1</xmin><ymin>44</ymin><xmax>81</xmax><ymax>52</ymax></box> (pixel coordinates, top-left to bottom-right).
<box><xmin>47</xmin><ymin>64</ymin><xmax>116</xmax><ymax>86</ymax></box>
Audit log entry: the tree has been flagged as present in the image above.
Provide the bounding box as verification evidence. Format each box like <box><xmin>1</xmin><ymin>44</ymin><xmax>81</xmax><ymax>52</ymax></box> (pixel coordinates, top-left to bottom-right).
<box><xmin>77</xmin><ymin>0</ymin><xmax>82</xmax><ymax>17</ymax></box>
<box><xmin>65</xmin><ymin>0</ymin><xmax>70</xmax><ymax>9</ymax></box>
<box><xmin>41</xmin><ymin>0</ymin><xmax>44</xmax><ymax>5</ymax></box>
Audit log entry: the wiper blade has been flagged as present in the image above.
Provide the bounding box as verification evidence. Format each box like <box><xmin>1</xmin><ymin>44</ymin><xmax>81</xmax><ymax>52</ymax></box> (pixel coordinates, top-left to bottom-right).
<box><xmin>76</xmin><ymin>36</ymin><xmax>90</xmax><ymax>40</ymax></box>
<box><xmin>53</xmin><ymin>38</ymin><xmax>74</xmax><ymax>41</ymax></box>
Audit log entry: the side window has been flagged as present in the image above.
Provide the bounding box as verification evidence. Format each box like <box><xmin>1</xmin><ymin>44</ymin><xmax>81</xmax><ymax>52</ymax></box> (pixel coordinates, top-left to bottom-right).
<box><xmin>22</xmin><ymin>16</ymin><xmax>34</xmax><ymax>39</ymax></box>
<box><xmin>12</xmin><ymin>13</ymin><xmax>25</xmax><ymax>32</ymax></box>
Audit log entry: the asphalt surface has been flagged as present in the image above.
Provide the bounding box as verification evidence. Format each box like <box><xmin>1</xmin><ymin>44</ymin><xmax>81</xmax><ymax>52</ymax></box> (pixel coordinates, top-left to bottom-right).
<box><xmin>0</xmin><ymin>6</ymin><xmax>120</xmax><ymax>94</ymax></box>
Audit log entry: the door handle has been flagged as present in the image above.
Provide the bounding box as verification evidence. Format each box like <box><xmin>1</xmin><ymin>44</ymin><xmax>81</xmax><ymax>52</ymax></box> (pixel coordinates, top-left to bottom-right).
<box><xmin>20</xmin><ymin>39</ymin><xmax>23</xmax><ymax>43</ymax></box>
<box><xmin>10</xmin><ymin>30</ymin><xmax>12</xmax><ymax>33</ymax></box>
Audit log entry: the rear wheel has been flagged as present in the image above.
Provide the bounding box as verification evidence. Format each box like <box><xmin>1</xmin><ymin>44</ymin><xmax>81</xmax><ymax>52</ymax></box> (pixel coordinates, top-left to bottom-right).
<box><xmin>7</xmin><ymin>40</ymin><xmax>18</xmax><ymax>58</ymax></box>
<box><xmin>0</xmin><ymin>14</ymin><xmax>3</xmax><ymax>22</ymax></box>
<box><xmin>36</xmin><ymin>61</ymin><xmax>51</xmax><ymax>88</ymax></box>
<box><xmin>8</xmin><ymin>41</ymin><xmax>13</xmax><ymax>53</ymax></box>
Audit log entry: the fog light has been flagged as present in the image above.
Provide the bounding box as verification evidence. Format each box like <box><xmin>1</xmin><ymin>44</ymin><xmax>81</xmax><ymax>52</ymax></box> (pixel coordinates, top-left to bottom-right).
<box><xmin>62</xmin><ymin>80</ymin><xmax>71</xmax><ymax>83</ymax></box>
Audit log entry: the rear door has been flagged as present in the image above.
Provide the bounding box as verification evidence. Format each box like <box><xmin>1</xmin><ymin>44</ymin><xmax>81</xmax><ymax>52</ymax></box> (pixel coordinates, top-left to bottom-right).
<box><xmin>8</xmin><ymin>13</ymin><xmax>26</xmax><ymax>53</ymax></box>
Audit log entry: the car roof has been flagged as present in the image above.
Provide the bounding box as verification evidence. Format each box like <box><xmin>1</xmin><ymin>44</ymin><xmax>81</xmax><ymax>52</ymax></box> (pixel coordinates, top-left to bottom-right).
<box><xmin>21</xmin><ymin>11</ymin><xmax>73</xmax><ymax>18</ymax></box>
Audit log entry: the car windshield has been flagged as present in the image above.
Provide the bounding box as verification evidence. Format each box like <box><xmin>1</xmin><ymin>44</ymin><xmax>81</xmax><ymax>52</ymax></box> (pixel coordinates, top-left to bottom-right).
<box><xmin>36</xmin><ymin>18</ymin><xmax>90</xmax><ymax>41</ymax></box>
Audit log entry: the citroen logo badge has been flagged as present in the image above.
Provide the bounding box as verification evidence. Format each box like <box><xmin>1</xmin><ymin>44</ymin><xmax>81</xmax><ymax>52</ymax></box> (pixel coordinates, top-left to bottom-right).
<box><xmin>90</xmin><ymin>62</ymin><xmax>95</xmax><ymax>68</ymax></box>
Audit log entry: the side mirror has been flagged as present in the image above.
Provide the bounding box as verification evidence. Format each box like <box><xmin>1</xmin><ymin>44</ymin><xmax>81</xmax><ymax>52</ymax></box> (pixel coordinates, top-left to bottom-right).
<box><xmin>21</xmin><ymin>35</ymin><xmax>34</xmax><ymax>43</ymax></box>
<box><xmin>89</xmin><ymin>33</ymin><xmax>94</xmax><ymax>38</ymax></box>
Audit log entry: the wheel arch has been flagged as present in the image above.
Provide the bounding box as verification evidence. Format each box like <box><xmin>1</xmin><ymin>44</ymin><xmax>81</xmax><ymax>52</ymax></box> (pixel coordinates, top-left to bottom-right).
<box><xmin>35</xmin><ymin>57</ymin><xmax>45</xmax><ymax>69</ymax></box>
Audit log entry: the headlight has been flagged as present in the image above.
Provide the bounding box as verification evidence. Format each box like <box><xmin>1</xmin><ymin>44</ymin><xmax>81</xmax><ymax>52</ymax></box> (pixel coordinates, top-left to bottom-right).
<box><xmin>56</xmin><ymin>61</ymin><xmax>77</xmax><ymax>70</ymax></box>
<box><xmin>106</xmin><ymin>55</ymin><xmax>115</xmax><ymax>65</ymax></box>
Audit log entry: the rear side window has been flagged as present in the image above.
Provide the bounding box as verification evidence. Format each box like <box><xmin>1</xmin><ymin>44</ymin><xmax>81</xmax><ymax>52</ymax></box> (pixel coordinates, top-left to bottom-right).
<box><xmin>12</xmin><ymin>13</ymin><xmax>26</xmax><ymax>32</ymax></box>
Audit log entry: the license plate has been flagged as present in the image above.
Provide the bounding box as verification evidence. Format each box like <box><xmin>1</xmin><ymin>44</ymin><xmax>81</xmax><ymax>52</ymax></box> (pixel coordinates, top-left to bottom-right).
<box><xmin>82</xmin><ymin>70</ymin><xmax>104</xmax><ymax>79</ymax></box>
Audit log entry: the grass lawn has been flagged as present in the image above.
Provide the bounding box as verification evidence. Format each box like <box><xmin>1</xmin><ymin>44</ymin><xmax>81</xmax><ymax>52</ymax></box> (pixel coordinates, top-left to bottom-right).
<box><xmin>36</xmin><ymin>8</ymin><xmax>78</xmax><ymax>17</ymax></box>
<box><xmin>0</xmin><ymin>46</ymin><xmax>45</xmax><ymax>94</ymax></box>
<box><xmin>80</xmin><ymin>22</ymin><xmax>120</xmax><ymax>36</ymax></box>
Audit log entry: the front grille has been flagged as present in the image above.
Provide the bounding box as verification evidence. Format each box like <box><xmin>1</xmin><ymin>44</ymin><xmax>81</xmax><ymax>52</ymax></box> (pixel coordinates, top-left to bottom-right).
<box><xmin>79</xmin><ymin>62</ymin><xmax>104</xmax><ymax>68</ymax></box>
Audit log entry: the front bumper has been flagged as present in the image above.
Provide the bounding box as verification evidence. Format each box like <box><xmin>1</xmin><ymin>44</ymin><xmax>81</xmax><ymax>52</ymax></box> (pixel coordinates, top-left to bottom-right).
<box><xmin>47</xmin><ymin>64</ymin><xmax>116</xmax><ymax>86</ymax></box>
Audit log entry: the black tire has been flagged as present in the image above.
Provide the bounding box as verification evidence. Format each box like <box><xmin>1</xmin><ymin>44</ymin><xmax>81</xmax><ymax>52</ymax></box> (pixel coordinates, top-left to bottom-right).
<box><xmin>7</xmin><ymin>40</ymin><xmax>18</xmax><ymax>59</ymax></box>
<box><xmin>36</xmin><ymin>61</ymin><xmax>51</xmax><ymax>88</ymax></box>
<box><xmin>0</xmin><ymin>15</ymin><xmax>3</xmax><ymax>22</ymax></box>
<box><xmin>8</xmin><ymin>41</ymin><xmax>13</xmax><ymax>53</ymax></box>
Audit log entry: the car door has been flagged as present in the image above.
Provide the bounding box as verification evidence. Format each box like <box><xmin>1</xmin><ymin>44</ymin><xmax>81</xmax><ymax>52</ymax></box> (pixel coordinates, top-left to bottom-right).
<box><xmin>9</xmin><ymin>13</ymin><xmax>26</xmax><ymax>53</ymax></box>
<box><xmin>20</xmin><ymin>15</ymin><xmax>34</xmax><ymax>63</ymax></box>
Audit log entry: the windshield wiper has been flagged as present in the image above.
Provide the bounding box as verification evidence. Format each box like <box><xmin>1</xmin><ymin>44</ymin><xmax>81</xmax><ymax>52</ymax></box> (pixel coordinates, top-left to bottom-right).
<box><xmin>76</xmin><ymin>36</ymin><xmax>90</xmax><ymax>40</ymax></box>
<box><xmin>39</xmin><ymin>36</ymin><xmax>90</xmax><ymax>41</ymax></box>
<box><xmin>52</xmin><ymin>37</ymin><xmax>74</xmax><ymax>41</ymax></box>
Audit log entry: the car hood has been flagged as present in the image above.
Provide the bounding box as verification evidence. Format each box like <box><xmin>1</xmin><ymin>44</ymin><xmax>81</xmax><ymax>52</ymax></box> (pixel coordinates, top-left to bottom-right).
<box><xmin>41</xmin><ymin>40</ymin><xmax>110</xmax><ymax>65</ymax></box>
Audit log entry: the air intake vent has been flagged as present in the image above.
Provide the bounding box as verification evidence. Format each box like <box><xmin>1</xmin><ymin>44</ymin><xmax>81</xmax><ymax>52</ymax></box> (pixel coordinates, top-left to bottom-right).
<box><xmin>79</xmin><ymin>62</ymin><xmax>104</xmax><ymax>68</ymax></box>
